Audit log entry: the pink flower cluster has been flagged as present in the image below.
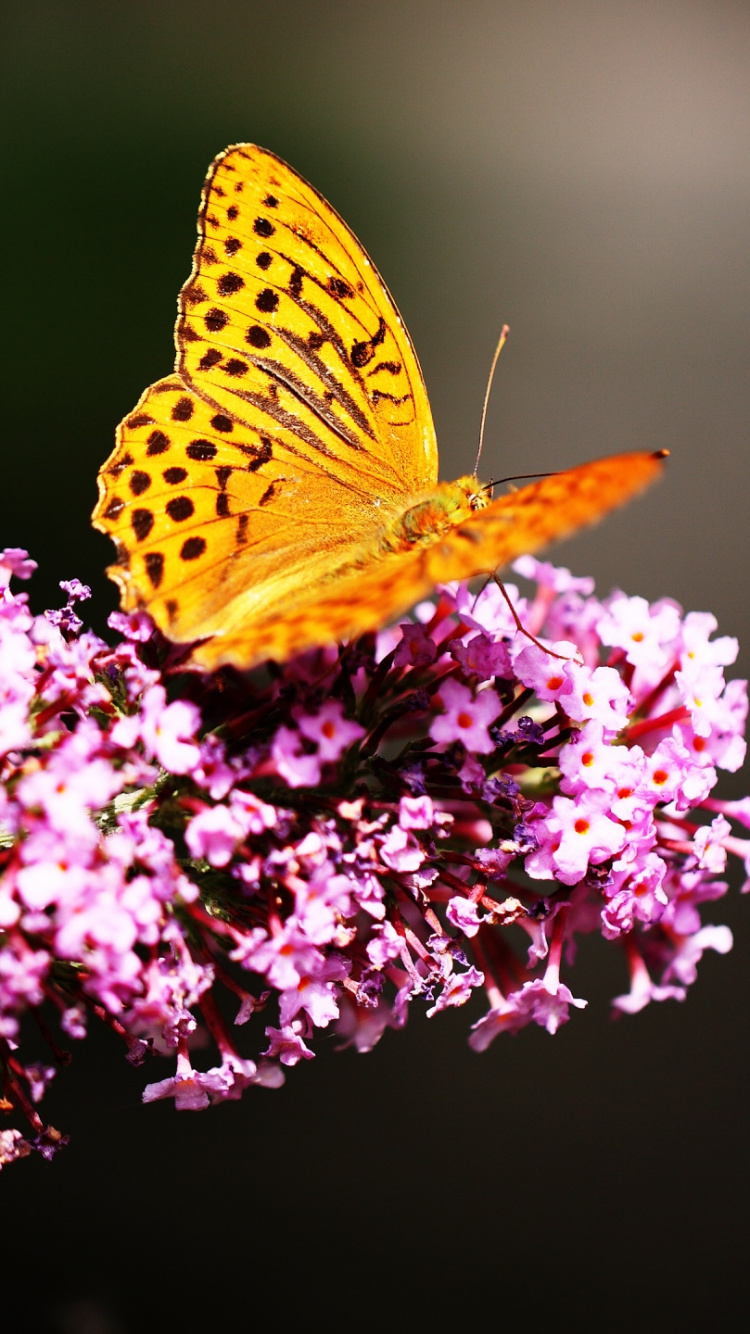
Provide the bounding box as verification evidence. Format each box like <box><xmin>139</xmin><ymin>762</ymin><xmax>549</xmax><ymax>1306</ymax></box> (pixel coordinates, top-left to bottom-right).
<box><xmin>0</xmin><ymin>546</ymin><xmax>748</xmax><ymax>1168</ymax></box>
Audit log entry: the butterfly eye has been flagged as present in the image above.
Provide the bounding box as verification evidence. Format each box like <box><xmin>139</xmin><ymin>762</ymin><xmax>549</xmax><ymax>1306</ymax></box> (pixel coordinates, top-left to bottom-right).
<box><xmin>469</xmin><ymin>493</ymin><xmax>488</xmax><ymax>512</ymax></box>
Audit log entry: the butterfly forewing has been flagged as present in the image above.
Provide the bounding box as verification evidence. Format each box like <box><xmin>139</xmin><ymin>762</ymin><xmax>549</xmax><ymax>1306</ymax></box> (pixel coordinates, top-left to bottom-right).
<box><xmin>176</xmin><ymin>145</ymin><xmax>438</xmax><ymax>496</ymax></box>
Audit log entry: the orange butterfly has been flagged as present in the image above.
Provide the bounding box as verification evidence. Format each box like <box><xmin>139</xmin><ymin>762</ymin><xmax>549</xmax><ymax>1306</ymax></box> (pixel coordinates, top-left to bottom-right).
<box><xmin>93</xmin><ymin>145</ymin><xmax>665</xmax><ymax>671</ymax></box>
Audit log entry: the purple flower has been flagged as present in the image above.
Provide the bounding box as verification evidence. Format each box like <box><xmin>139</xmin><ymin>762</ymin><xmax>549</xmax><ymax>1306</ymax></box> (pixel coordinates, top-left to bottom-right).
<box><xmin>429</xmin><ymin>677</ymin><xmax>502</xmax><ymax>753</ymax></box>
<box><xmin>0</xmin><ymin>549</ymin><xmax>747</xmax><ymax>1168</ymax></box>
<box><xmin>112</xmin><ymin>684</ymin><xmax>200</xmax><ymax>773</ymax></box>
<box><xmin>295</xmin><ymin>699</ymin><xmax>365</xmax><ymax>760</ymax></box>
<box><xmin>526</xmin><ymin>790</ymin><xmax>628</xmax><ymax>886</ymax></box>
<box><xmin>394</xmin><ymin>622</ymin><xmax>438</xmax><ymax>667</ymax></box>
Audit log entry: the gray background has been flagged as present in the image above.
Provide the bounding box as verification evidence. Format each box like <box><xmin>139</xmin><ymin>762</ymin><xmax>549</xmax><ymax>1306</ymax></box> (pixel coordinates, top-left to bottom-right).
<box><xmin>2</xmin><ymin>4</ymin><xmax>748</xmax><ymax>1330</ymax></box>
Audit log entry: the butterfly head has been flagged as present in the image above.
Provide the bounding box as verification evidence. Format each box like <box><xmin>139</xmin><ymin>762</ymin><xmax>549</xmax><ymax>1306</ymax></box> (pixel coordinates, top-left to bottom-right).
<box><xmin>448</xmin><ymin>475</ymin><xmax>490</xmax><ymax>514</ymax></box>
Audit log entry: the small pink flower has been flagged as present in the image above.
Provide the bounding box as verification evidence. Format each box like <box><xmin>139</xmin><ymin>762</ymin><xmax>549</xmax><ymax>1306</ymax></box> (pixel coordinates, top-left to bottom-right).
<box><xmin>526</xmin><ymin>790</ymin><xmax>627</xmax><ymax>886</ymax></box>
<box><xmin>378</xmin><ymin>824</ymin><xmax>424</xmax><ymax>873</ymax></box>
<box><xmin>263</xmin><ymin>1024</ymin><xmax>315</xmax><ymax>1066</ymax></box>
<box><xmin>0</xmin><ymin>548</ymin><xmax>37</xmax><ymax>588</ymax></box>
<box><xmin>612</xmin><ymin>949</ymin><xmax>687</xmax><ymax>1014</ymax></box>
<box><xmin>112</xmin><ymin>685</ymin><xmax>200</xmax><ymax>773</ymax></box>
<box><xmin>270</xmin><ymin>725</ymin><xmax>321</xmax><ymax>788</ymax></box>
<box><xmin>446</xmin><ymin>896</ymin><xmax>483</xmax><ymax>937</ymax></box>
<box><xmin>449</xmin><ymin>633</ymin><xmax>512</xmax><ymax>681</ymax></box>
<box><xmin>513</xmin><ymin>641</ymin><xmax>576</xmax><ymax>703</ymax></box>
<box><xmin>427</xmin><ymin>965</ymin><xmax>484</xmax><ymax>1015</ymax></box>
<box><xmin>394</xmin><ymin>622</ymin><xmax>437</xmax><ymax>668</ymax></box>
<box><xmin>429</xmin><ymin>678</ymin><xmax>501</xmax><ymax>754</ymax></box>
<box><xmin>564</xmin><ymin>662</ymin><xmax>631</xmax><ymax>733</ymax></box>
<box><xmin>185</xmin><ymin>804</ymin><xmax>245</xmax><ymax>868</ymax></box>
<box><xmin>398</xmin><ymin>795</ymin><xmax>436</xmax><ymax>830</ymax></box>
<box><xmin>295</xmin><ymin>699</ymin><xmax>365</xmax><ymax>760</ymax></box>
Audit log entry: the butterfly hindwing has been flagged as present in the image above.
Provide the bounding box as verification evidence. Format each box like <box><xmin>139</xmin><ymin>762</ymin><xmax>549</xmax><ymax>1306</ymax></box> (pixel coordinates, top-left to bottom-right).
<box><xmin>93</xmin><ymin>376</ymin><xmax>405</xmax><ymax>645</ymax></box>
<box><xmin>187</xmin><ymin>451</ymin><xmax>665</xmax><ymax>670</ymax></box>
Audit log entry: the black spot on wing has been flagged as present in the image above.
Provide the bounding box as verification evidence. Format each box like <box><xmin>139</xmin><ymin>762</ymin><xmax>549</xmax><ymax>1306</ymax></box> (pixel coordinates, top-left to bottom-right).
<box><xmin>186</xmin><ymin>439</ymin><xmax>218</xmax><ymax>461</ymax></box>
<box><xmin>246</xmin><ymin>326</ymin><xmax>272</xmax><ymax>349</ymax></box>
<box><xmin>256</xmin><ymin>288</ymin><xmax>279</xmax><ymax>313</ymax></box>
<box><xmin>166</xmin><ymin>496</ymin><xmax>194</xmax><ymax>522</ymax></box>
<box><xmin>205</xmin><ymin>308</ymin><xmax>228</xmax><ymax>332</ymax></box>
<box><xmin>183</xmin><ymin>283</ymin><xmax>207</xmax><ymax>307</ymax></box>
<box><xmin>145</xmin><ymin>552</ymin><xmax>164</xmax><ymax>589</ymax></box>
<box><xmin>351</xmin><ymin>318</ymin><xmax>386</xmax><ymax>369</ymax></box>
<box><xmin>244</xmin><ymin>437</ymin><xmax>273</xmax><ymax>473</ymax></box>
<box><xmin>108</xmin><ymin>451</ymin><xmax>133</xmax><ymax>476</ymax></box>
<box><xmin>368</xmin><ymin>360</ymin><xmax>402</xmax><ymax>377</ymax></box>
<box><xmin>132</xmin><ymin>509</ymin><xmax>154</xmax><ymax>542</ymax></box>
<box><xmin>328</xmin><ymin>276</ymin><xmax>354</xmax><ymax>300</ymax></box>
<box><xmin>180</xmin><ymin>536</ymin><xmax>206</xmax><ymax>562</ymax></box>
<box><xmin>171</xmin><ymin>397</ymin><xmax>194</xmax><ymax>421</ymax></box>
<box><xmin>224</xmin><ymin>358</ymin><xmax>248</xmax><ymax>377</ymax></box>
<box><xmin>146</xmin><ymin>431</ymin><xmax>170</xmax><ymax>456</ymax></box>
<box><xmin>218</xmin><ymin>272</ymin><xmax>244</xmax><ymax>296</ymax></box>
<box><xmin>129</xmin><ymin>471</ymin><xmax>151</xmax><ymax>496</ymax></box>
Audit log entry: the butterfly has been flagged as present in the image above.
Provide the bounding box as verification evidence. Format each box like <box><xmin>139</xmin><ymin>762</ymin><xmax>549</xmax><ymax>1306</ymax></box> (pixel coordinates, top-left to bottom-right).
<box><xmin>93</xmin><ymin>144</ymin><xmax>666</xmax><ymax>672</ymax></box>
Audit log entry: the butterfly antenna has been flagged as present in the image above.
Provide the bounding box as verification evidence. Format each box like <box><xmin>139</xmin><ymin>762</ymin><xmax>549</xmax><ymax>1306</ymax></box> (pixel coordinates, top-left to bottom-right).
<box><xmin>474</xmin><ymin>324</ymin><xmax>510</xmax><ymax>477</ymax></box>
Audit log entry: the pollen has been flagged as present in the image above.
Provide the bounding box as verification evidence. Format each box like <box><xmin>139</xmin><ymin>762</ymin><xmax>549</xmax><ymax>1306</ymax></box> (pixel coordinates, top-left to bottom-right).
<box><xmin>457</xmin><ymin>711</ymin><xmax>473</xmax><ymax>729</ymax></box>
<box><xmin>574</xmin><ymin>818</ymin><xmax>590</xmax><ymax>835</ymax></box>
<box><xmin>546</xmin><ymin>675</ymin><xmax>564</xmax><ymax>691</ymax></box>
<box><xmin>582</xmin><ymin>751</ymin><xmax>594</xmax><ymax>766</ymax></box>
<box><xmin>582</xmin><ymin>692</ymin><xmax>594</xmax><ymax>707</ymax></box>
<box><xmin>652</xmin><ymin>768</ymin><xmax>668</xmax><ymax>786</ymax></box>
<box><xmin>322</xmin><ymin>721</ymin><xmax>336</xmax><ymax>739</ymax></box>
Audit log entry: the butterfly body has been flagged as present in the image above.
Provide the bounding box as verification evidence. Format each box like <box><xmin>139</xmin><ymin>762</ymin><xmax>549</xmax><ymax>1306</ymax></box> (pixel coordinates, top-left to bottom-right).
<box><xmin>93</xmin><ymin>145</ymin><xmax>665</xmax><ymax>672</ymax></box>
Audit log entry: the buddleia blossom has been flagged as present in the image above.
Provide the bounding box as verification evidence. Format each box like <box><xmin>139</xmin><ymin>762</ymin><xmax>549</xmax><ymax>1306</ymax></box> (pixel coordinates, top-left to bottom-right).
<box><xmin>0</xmin><ymin>548</ymin><xmax>747</xmax><ymax>1168</ymax></box>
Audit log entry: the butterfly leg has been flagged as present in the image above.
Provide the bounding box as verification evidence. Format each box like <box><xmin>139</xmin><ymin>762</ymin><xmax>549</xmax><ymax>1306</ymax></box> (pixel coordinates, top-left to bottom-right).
<box><xmin>490</xmin><ymin>575</ymin><xmax>582</xmax><ymax>664</ymax></box>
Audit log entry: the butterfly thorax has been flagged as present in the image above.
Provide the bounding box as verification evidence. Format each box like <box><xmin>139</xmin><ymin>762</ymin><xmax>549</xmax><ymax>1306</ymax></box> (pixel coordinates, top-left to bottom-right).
<box><xmin>380</xmin><ymin>476</ymin><xmax>488</xmax><ymax>554</ymax></box>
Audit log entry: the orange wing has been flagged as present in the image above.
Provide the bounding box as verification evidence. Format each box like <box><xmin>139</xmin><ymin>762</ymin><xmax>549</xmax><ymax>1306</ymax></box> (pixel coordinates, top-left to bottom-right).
<box><xmin>187</xmin><ymin>451</ymin><xmax>666</xmax><ymax>671</ymax></box>
<box><xmin>94</xmin><ymin>144</ymin><xmax>666</xmax><ymax>675</ymax></box>
<box><xmin>177</xmin><ymin>144</ymin><xmax>438</xmax><ymax>496</ymax></box>
<box><xmin>94</xmin><ymin>144</ymin><xmax>439</xmax><ymax>648</ymax></box>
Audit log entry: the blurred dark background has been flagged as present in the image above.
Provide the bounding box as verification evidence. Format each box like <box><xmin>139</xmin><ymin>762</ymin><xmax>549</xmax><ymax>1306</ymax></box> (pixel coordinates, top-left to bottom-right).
<box><xmin>2</xmin><ymin>3</ymin><xmax>749</xmax><ymax>1330</ymax></box>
